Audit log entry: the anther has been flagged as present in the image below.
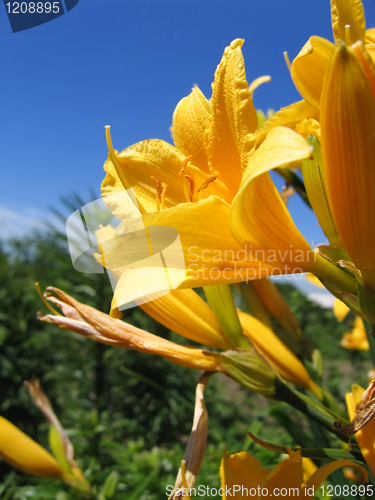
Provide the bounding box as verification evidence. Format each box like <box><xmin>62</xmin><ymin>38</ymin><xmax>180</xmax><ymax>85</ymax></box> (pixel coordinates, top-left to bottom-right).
<box><xmin>178</xmin><ymin>155</ymin><xmax>193</xmax><ymax>177</ymax></box>
<box><xmin>35</xmin><ymin>283</ymin><xmax>62</xmax><ymax>316</ymax></box>
<box><xmin>197</xmin><ymin>175</ymin><xmax>217</xmax><ymax>200</ymax></box>
<box><xmin>184</xmin><ymin>175</ymin><xmax>195</xmax><ymax>202</ymax></box>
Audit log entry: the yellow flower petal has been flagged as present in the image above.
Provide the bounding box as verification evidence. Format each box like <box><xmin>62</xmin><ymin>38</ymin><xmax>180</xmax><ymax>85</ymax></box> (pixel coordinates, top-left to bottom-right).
<box><xmin>331</xmin><ymin>0</ymin><xmax>366</xmax><ymax>44</ymax></box>
<box><xmin>263</xmin><ymin>449</ymin><xmax>303</xmax><ymax>495</ymax></box>
<box><xmin>230</xmin><ymin>127</ymin><xmax>357</xmax><ymax>291</ymax></box>
<box><xmin>220</xmin><ymin>450</ymin><xmax>269</xmax><ymax>498</ymax></box>
<box><xmin>333</xmin><ymin>298</ymin><xmax>351</xmax><ymax>322</ymax></box>
<box><xmin>340</xmin><ymin>317</ymin><xmax>369</xmax><ymax>350</ymax></box>
<box><xmin>205</xmin><ymin>39</ymin><xmax>257</xmax><ymax>196</ymax></box>
<box><xmin>139</xmin><ymin>289</ymin><xmax>233</xmax><ymax>350</ymax></box>
<box><xmin>230</xmin><ymin>127</ymin><xmax>313</xmax><ymax>269</ymax></box>
<box><xmin>291</xmin><ymin>36</ymin><xmax>334</xmax><ymax>109</ymax></box>
<box><xmin>364</xmin><ymin>28</ymin><xmax>375</xmax><ymax>62</ymax></box>
<box><xmin>105</xmin><ymin>196</ymin><xmax>275</xmax><ymax>308</ymax></box>
<box><xmin>238</xmin><ymin>310</ymin><xmax>321</xmax><ymax>395</ymax></box>
<box><xmin>248</xmin><ymin>279</ymin><xmax>301</xmax><ymax>337</ymax></box>
<box><xmin>0</xmin><ymin>416</ymin><xmax>67</xmax><ymax>480</ymax></box>
<box><xmin>172</xmin><ymin>86</ymin><xmax>211</xmax><ymax>174</ymax></box>
<box><xmin>256</xmin><ymin>100</ymin><xmax>319</xmax><ymax>146</ymax></box>
<box><xmin>321</xmin><ymin>43</ymin><xmax>375</xmax><ymax>288</ymax></box>
<box><xmin>304</xmin><ymin>456</ymin><xmax>368</xmax><ymax>496</ymax></box>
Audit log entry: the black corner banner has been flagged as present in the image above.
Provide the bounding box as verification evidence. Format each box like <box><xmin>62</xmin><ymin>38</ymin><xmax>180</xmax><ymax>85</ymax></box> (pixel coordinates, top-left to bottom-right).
<box><xmin>3</xmin><ymin>0</ymin><xmax>80</xmax><ymax>32</ymax></box>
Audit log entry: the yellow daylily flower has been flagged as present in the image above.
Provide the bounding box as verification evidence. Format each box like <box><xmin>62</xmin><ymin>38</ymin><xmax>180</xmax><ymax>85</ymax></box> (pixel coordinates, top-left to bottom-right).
<box><xmin>39</xmin><ymin>287</ymin><xmax>220</xmax><ymax>372</ymax></box>
<box><xmin>0</xmin><ymin>416</ymin><xmax>69</xmax><ymax>480</ymax></box>
<box><xmin>346</xmin><ymin>383</ymin><xmax>375</xmax><ymax>475</ymax></box>
<box><xmin>321</xmin><ymin>41</ymin><xmax>375</xmax><ymax>289</ymax></box>
<box><xmin>98</xmin><ymin>39</ymin><xmax>318</xmax><ymax>310</ymax></box>
<box><xmin>341</xmin><ymin>317</ymin><xmax>370</xmax><ymax>350</ymax></box>
<box><xmin>220</xmin><ymin>447</ymin><xmax>368</xmax><ymax>499</ymax></box>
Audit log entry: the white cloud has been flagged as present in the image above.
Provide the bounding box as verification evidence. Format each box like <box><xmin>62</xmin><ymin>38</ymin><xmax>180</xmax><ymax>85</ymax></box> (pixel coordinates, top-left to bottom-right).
<box><xmin>307</xmin><ymin>292</ymin><xmax>335</xmax><ymax>309</ymax></box>
<box><xmin>0</xmin><ymin>205</ymin><xmax>60</xmax><ymax>241</ymax></box>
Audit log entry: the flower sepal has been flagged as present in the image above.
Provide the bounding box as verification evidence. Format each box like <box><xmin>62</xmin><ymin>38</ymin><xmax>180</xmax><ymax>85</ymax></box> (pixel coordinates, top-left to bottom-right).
<box><xmin>211</xmin><ymin>348</ymin><xmax>276</xmax><ymax>397</ymax></box>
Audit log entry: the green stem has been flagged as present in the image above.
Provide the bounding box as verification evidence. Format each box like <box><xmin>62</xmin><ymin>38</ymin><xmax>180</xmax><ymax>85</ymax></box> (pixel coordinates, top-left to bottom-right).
<box><xmin>364</xmin><ymin>320</ymin><xmax>375</xmax><ymax>368</ymax></box>
<box><xmin>275</xmin><ymin>380</ymin><xmax>350</xmax><ymax>443</ymax></box>
<box><xmin>312</xmin><ymin>254</ymin><xmax>357</xmax><ymax>294</ymax></box>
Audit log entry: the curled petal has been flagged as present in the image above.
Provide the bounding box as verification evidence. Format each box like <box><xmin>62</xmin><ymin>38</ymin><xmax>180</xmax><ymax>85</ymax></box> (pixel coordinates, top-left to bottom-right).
<box><xmin>291</xmin><ymin>36</ymin><xmax>334</xmax><ymax>109</ymax></box>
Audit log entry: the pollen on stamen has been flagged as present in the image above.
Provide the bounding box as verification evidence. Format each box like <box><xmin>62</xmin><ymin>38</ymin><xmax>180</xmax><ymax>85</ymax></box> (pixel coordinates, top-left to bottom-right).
<box><xmin>151</xmin><ymin>176</ymin><xmax>161</xmax><ymax>212</ymax></box>
<box><xmin>197</xmin><ymin>175</ymin><xmax>217</xmax><ymax>200</ymax></box>
<box><xmin>184</xmin><ymin>175</ymin><xmax>195</xmax><ymax>202</ymax></box>
<box><xmin>178</xmin><ymin>155</ymin><xmax>193</xmax><ymax>177</ymax></box>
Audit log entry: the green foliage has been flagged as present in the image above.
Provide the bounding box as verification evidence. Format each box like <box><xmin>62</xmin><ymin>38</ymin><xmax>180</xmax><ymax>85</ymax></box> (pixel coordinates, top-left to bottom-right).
<box><xmin>0</xmin><ymin>205</ymin><xmax>371</xmax><ymax>498</ymax></box>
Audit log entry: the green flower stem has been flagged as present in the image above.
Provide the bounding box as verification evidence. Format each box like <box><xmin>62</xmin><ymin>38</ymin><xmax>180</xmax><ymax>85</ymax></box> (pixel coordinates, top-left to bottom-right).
<box><xmin>275</xmin><ymin>379</ymin><xmax>350</xmax><ymax>442</ymax></box>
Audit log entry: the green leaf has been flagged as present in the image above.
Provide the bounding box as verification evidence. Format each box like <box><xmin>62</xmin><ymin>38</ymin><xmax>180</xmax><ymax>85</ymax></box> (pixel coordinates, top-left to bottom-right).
<box><xmin>247</xmin><ymin>432</ymin><xmax>363</xmax><ymax>461</ymax></box>
<box><xmin>99</xmin><ymin>471</ymin><xmax>119</xmax><ymax>499</ymax></box>
<box><xmin>48</xmin><ymin>425</ymin><xmax>72</xmax><ymax>474</ymax></box>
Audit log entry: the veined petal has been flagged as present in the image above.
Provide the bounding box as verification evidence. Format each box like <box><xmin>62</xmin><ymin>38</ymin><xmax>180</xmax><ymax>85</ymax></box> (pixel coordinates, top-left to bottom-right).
<box><xmin>220</xmin><ymin>450</ymin><xmax>269</xmax><ymax>497</ymax></box>
<box><xmin>0</xmin><ymin>416</ymin><xmax>67</xmax><ymax>480</ymax></box>
<box><xmin>291</xmin><ymin>36</ymin><xmax>334</xmax><ymax>109</ymax></box>
<box><xmin>230</xmin><ymin>127</ymin><xmax>313</xmax><ymax>269</ymax></box>
<box><xmin>247</xmin><ymin>279</ymin><xmax>301</xmax><ymax>336</ymax></box>
<box><xmin>205</xmin><ymin>39</ymin><xmax>257</xmax><ymax>195</ymax></box>
<box><xmin>321</xmin><ymin>43</ymin><xmax>375</xmax><ymax>288</ymax></box>
<box><xmin>139</xmin><ymin>289</ymin><xmax>233</xmax><ymax>350</ymax></box>
<box><xmin>238</xmin><ymin>311</ymin><xmax>321</xmax><ymax>395</ymax></box>
<box><xmin>101</xmin><ymin>139</ymin><xmax>232</xmax><ymax>218</ymax></box>
<box><xmin>364</xmin><ymin>28</ymin><xmax>375</xmax><ymax>62</ymax></box>
<box><xmin>172</xmin><ymin>86</ymin><xmax>211</xmax><ymax>174</ymax></box>
<box><xmin>262</xmin><ymin>449</ymin><xmax>303</xmax><ymax>494</ymax></box>
<box><xmin>331</xmin><ymin>0</ymin><xmax>365</xmax><ymax>44</ymax></box>
<box><xmin>256</xmin><ymin>100</ymin><xmax>319</xmax><ymax>146</ymax></box>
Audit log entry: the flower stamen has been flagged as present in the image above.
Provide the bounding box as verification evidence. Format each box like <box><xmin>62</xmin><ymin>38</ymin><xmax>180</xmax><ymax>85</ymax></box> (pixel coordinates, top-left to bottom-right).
<box><xmin>179</xmin><ymin>156</ymin><xmax>193</xmax><ymax>202</ymax></box>
<box><xmin>161</xmin><ymin>183</ymin><xmax>168</xmax><ymax>210</ymax></box>
<box><xmin>184</xmin><ymin>175</ymin><xmax>195</xmax><ymax>202</ymax></box>
<box><xmin>283</xmin><ymin>51</ymin><xmax>292</xmax><ymax>72</ymax></box>
<box><xmin>105</xmin><ymin>126</ymin><xmax>147</xmax><ymax>215</ymax></box>
<box><xmin>197</xmin><ymin>175</ymin><xmax>217</xmax><ymax>200</ymax></box>
<box><xmin>151</xmin><ymin>176</ymin><xmax>161</xmax><ymax>212</ymax></box>
<box><xmin>345</xmin><ymin>24</ymin><xmax>352</xmax><ymax>45</ymax></box>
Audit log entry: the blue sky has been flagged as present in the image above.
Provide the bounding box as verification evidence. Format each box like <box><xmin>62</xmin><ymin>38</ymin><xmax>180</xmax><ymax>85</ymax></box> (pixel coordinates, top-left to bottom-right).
<box><xmin>1</xmin><ymin>0</ymin><xmax>375</xmax><ymax>253</ymax></box>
